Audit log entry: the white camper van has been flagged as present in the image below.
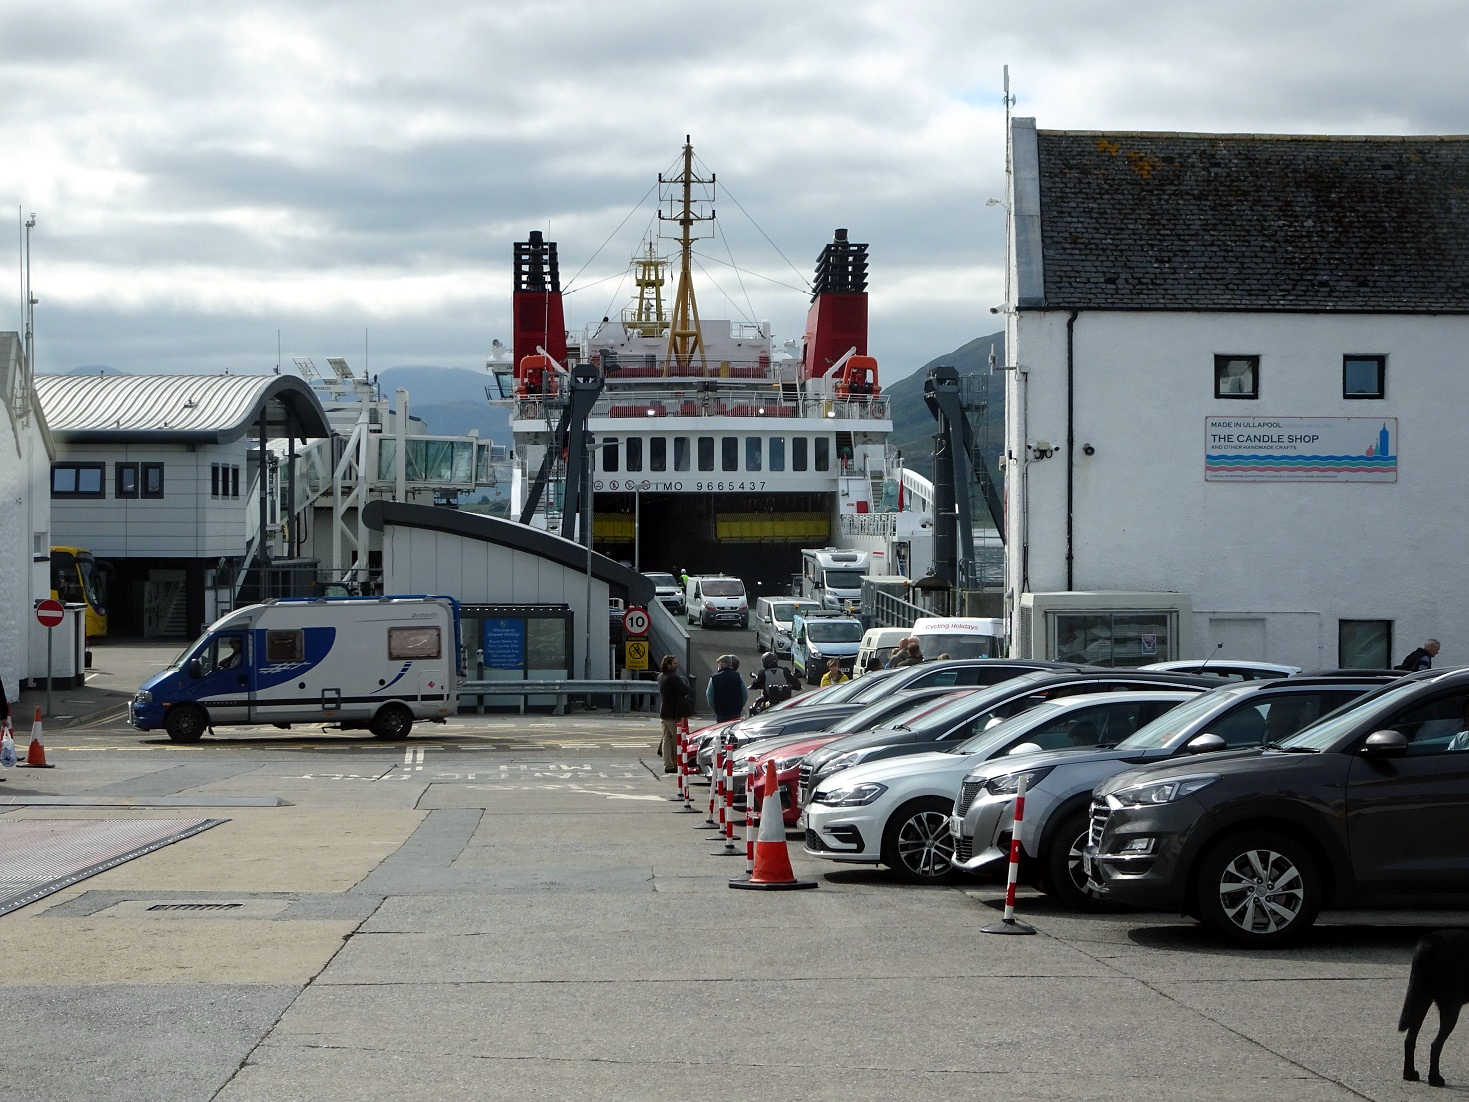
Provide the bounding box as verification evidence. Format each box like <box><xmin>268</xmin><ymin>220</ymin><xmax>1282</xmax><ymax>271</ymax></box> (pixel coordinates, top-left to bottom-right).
<box><xmin>129</xmin><ymin>595</ymin><xmax>462</xmax><ymax>742</ymax></box>
<box><xmin>800</xmin><ymin>547</ymin><xmax>870</xmax><ymax>614</ymax></box>
<box><xmin>910</xmin><ymin>617</ymin><xmax>1005</xmax><ymax>661</ymax></box>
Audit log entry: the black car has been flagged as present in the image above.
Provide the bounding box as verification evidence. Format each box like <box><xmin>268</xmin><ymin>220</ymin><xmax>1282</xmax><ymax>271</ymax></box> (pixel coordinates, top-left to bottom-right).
<box><xmin>799</xmin><ymin>669</ymin><xmax>1228</xmax><ymax>806</ymax></box>
<box><xmin>1088</xmin><ymin>666</ymin><xmax>1469</xmax><ymax>946</ymax></box>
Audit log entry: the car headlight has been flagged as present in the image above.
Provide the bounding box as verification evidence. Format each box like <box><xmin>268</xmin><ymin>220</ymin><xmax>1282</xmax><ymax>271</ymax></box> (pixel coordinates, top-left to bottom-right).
<box><xmin>982</xmin><ymin>766</ymin><xmax>1055</xmax><ymax>795</ymax></box>
<box><xmin>134</xmin><ymin>690</ymin><xmax>153</xmax><ymax>704</ymax></box>
<box><xmin>1111</xmin><ymin>775</ymin><xmax>1217</xmax><ymax>806</ymax></box>
<box><xmin>821</xmin><ymin>750</ymin><xmax>865</xmax><ymax>774</ymax></box>
<box><xmin>774</xmin><ymin>755</ymin><xmax>804</xmax><ymax>771</ymax></box>
<box><xmin>812</xmin><ymin>782</ymin><xmax>887</xmax><ymax>807</ymax></box>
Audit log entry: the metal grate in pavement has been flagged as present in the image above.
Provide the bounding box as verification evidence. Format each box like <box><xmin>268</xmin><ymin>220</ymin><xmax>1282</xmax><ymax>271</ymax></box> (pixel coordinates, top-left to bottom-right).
<box><xmin>0</xmin><ymin>818</ymin><xmax>227</xmax><ymax>917</ymax></box>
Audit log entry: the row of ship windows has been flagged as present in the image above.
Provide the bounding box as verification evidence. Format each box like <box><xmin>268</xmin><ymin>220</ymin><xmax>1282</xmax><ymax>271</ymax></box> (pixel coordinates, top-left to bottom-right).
<box><xmin>599</xmin><ymin>435</ymin><xmax>833</xmax><ymax>474</ymax></box>
<box><xmin>1215</xmin><ymin>354</ymin><xmax>1388</xmax><ymax>399</ymax></box>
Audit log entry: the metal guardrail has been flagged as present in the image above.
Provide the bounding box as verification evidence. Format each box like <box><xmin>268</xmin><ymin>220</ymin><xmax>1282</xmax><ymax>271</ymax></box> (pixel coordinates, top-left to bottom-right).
<box><xmin>459</xmin><ymin>679</ymin><xmax>661</xmax><ymax>716</ymax></box>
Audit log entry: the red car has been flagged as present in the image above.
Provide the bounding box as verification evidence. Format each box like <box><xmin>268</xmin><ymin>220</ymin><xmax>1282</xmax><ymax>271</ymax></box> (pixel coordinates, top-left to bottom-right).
<box><xmin>742</xmin><ymin>733</ymin><xmax>846</xmax><ymax>827</ymax></box>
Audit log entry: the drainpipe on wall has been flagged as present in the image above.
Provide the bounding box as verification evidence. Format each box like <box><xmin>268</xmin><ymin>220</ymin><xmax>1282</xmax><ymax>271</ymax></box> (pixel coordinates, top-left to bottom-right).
<box><xmin>1066</xmin><ymin>310</ymin><xmax>1078</xmax><ymax>592</ymax></box>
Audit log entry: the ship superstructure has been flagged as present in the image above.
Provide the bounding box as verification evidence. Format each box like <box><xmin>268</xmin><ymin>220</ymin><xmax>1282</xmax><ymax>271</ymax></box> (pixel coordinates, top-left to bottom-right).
<box><xmin>493</xmin><ymin>139</ymin><xmax>898</xmax><ymax>591</ymax></box>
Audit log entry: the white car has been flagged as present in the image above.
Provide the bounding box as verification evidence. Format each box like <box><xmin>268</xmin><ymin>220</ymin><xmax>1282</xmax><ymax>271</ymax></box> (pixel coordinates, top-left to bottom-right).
<box><xmin>801</xmin><ymin>690</ymin><xmax>1200</xmax><ymax>883</ymax></box>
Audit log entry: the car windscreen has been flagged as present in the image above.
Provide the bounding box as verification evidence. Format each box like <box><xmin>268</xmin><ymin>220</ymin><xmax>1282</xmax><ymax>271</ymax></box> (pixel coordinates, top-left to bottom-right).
<box><xmin>644</xmin><ymin>573</ymin><xmax>677</xmax><ymax>587</ymax></box>
<box><xmin>829</xmin><ymin>691</ymin><xmax>967</xmax><ymax>735</ymax></box>
<box><xmin>1277</xmin><ymin>679</ymin><xmax>1424</xmax><ymax>751</ymax></box>
<box><xmin>951</xmin><ymin>700</ymin><xmax>1070</xmax><ymax>754</ymax></box>
<box><xmin>770</xmin><ymin>603</ymin><xmax>796</xmax><ymax>620</ymax></box>
<box><xmin>1111</xmin><ymin>689</ymin><xmax>1237</xmax><ymax>750</ymax></box>
<box><xmin>881</xmin><ymin>682</ymin><xmax>1022</xmax><ymax>735</ymax></box>
<box><xmin>701</xmin><ymin>580</ymin><xmax>744</xmax><ymax>596</ymax></box>
<box><xmin>807</xmin><ymin>620</ymin><xmax>863</xmax><ymax>643</ymax></box>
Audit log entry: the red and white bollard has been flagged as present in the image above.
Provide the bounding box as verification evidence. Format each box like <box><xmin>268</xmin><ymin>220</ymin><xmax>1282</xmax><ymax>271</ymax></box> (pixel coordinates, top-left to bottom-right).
<box><xmin>676</xmin><ymin>723</ymin><xmax>697</xmax><ymax>813</ymax></box>
<box><xmin>700</xmin><ymin>742</ymin><xmax>721</xmax><ymax>828</ymax></box>
<box><xmin>670</xmin><ymin>725</ymin><xmax>687</xmax><ymax>803</ymax></box>
<box><xmin>982</xmin><ymin>774</ymin><xmax>1036</xmax><ymax>935</ymax></box>
<box><xmin>743</xmin><ymin>769</ymin><xmax>756</xmax><ymax>879</ymax></box>
<box><xmin>712</xmin><ymin>737</ymin><xmax>740</xmax><ymax>856</ymax></box>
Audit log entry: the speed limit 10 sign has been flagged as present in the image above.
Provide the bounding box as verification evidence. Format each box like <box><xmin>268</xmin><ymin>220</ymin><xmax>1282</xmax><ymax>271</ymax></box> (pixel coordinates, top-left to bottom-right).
<box><xmin>621</xmin><ymin>605</ymin><xmax>650</xmax><ymax>637</ymax></box>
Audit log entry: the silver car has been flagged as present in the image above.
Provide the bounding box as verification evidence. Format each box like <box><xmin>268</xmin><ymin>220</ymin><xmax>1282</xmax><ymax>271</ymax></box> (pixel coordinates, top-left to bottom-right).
<box><xmin>949</xmin><ymin>674</ymin><xmax>1396</xmax><ymax>909</ymax></box>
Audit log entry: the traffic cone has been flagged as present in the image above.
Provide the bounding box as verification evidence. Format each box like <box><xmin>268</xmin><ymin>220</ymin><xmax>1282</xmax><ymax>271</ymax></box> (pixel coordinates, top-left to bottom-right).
<box><xmin>23</xmin><ymin>706</ymin><xmax>54</xmax><ymax>768</ymax></box>
<box><xmin>729</xmin><ymin>761</ymin><xmax>817</xmax><ymax>891</ymax></box>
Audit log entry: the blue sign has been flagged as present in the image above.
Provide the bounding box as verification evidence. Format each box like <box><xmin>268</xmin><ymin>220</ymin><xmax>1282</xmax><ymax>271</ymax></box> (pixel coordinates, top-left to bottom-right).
<box><xmin>482</xmin><ymin>618</ymin><xmax>525</xmax><ymax>670</ymax></box>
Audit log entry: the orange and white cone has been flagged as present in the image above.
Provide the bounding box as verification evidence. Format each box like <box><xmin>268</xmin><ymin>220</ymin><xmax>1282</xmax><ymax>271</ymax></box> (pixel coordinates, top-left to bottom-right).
<box><xmin>729</xmin><ymin>761</ymin><xmax>817</xmax><ymax>891</ymax></box>
<box><xmin>24</xmin><ymin>706</ymin><xmax>53</xmax><ymax>768</ymax></box>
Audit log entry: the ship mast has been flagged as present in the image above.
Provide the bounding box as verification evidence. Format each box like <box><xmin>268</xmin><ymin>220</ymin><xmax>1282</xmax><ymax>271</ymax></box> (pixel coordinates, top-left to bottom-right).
<box><xmin>659</xmin><ymin>135</ymin><xmax>713</xmax><ymax>375</ymax></box>
<box><xmin>625</xmin><ymin>240</ymin><xmax>669</xmax><ymax>338</ymax></box>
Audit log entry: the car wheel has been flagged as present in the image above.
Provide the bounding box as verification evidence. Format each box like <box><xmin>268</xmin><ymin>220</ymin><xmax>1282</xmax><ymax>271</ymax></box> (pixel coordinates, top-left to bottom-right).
<box><xmin>881</xmin><ymin>797</ymin><xmax>957</xmax><ymax>883</ymax></box>
<box><xmin>371</xmin><ymin>703</ymin><xmax>414</xmax><ymax>740</ymax></box>
<box><xmin>1195</xmin><ymin>831</ymin><xmax>1321</xmax><ymax>947</ymax></box>
<box><xmin>1041</xmin><ymin>809</ymin><xmax>1108</xmax><ymax>911</ymax></box>
<box><xmin>164</xmin><ymin>703</ymin><xmax>207</xmax><ymax>743</ymax></box>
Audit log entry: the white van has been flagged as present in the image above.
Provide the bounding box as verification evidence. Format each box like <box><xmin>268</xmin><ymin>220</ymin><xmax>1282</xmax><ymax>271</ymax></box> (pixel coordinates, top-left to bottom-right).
<box><xmin>910</xmin><ymin>617</ymin><xmax>1005</xmax><ymax>661</ymax></box>
<box><xmin>753</xmin><ymin>596</ymin><xmax>821</xmax><ymax>657</ymax></box>
<box><xmin>685</xmin><ymin>575</ymin><xmax>749</xmax><ymax>629</ymax></box>
<box><xmin>854</xmin><ymin>627</ymin><xmax>911</xmax><ymax>673</ymax></box>
<box><xmin>129</xmin><ymin>595</ymin><xmax>461</xmax><ymax>741</ymax></box>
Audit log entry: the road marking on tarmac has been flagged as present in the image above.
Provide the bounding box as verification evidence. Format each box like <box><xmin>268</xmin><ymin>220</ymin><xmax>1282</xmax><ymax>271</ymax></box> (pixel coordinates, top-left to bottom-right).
<box><xmin>402</xmin><ymin>746</ymin><xmax>426</xmax><ymax>771</ymax></box>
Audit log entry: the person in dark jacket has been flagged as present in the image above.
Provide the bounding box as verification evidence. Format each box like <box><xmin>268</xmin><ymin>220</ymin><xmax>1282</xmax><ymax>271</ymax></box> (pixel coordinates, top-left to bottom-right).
<box><xmin>658</xmin><ymin>655</ymin><xmax>693</xmax><ymax>773</ymax></box>
<box><xmin>705</xmin><ymin>655</ymin><xmax>747</xmax><ymax>722</ymax></box>
<box><xmin>1397</xmin><ymin>639</ymin><xmax>1440</xmax><ymax>672</ymax></box>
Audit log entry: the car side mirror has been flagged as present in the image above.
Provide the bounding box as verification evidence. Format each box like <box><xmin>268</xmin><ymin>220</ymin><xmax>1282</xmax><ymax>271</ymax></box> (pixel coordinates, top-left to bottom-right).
<box><xmin>1007</xmin><ymin>741</ymin><xmax>1042</xmax><ymax>756</ymax></box>
<box><xmin>1186</xmin><ymin>732</ymin><xmax>1227</xmax><ymax>755</ymax></box>
<box><xmin>1361</xmin><ymin>729</ymin><xmax>1408</xmax><ymax>756</ymax></box>
<box><xmin>186</xmin><ymin>658</ymin><xmax>203</xmax><ymax>680</ymax></box>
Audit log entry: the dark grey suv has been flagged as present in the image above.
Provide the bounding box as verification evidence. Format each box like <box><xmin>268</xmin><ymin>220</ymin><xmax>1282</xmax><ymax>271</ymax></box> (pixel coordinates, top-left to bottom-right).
<box><xmin>1088</xmin><ymin>667</ymin><xmax>1469</xmax><ymax>946</ymax></box>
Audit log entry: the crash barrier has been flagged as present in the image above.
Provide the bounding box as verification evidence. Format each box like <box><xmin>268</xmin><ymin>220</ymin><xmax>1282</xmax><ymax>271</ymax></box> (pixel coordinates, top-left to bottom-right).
<box><xmin>712</xmin><ymin>734</ymin><xmax>740</xmax><ymax>856</ymax></box>
<box><xmin>730</xmin><ymin>761</ymin><xmax>817</xmax><ymax>891</ymax></box>
<box><xmin>459</xmin><ymin>680</ymin><xmax>661</xmax><ymax>716</ymax></box>
<box><xmin>981</xmin><ymin>773</ymin><xmax>1035</xmax><ymax>935</ymax></box>
<box><xmin>23</xmin><ymin>707</ymin><xmax>52</xmax><ymax>769</ymax></box>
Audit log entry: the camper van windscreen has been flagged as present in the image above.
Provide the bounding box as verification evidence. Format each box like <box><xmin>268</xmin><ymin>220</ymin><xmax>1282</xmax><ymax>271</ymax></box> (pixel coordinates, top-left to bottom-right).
<box><xmin>823</xmin><ymin>570</ymin><xmax>865</xmax><ymax>589</ymax></box>
<box><xmin>915</xmin><ymin>634</ymin><xmax>996</xmax><ymax>660</ymax></box>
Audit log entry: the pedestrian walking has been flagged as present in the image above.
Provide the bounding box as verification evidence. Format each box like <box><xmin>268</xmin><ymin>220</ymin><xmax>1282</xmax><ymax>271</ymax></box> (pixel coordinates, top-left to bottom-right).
<box><xmin>657</xmin><ymin>655</ymin><xmax>693</xmax><ymax>773</ymax></box>
<box><xmin>820</xmin><ymin>658</ymin><xmax>849</xmax><ymax>687</ymax></box>
<box><xmin>705</xmin><ymin>654</ymin><xmax>747</xmax><ymax>722</ymax></box>
<box><xmin>1397</xmin><ymin>639</ymin><xmax>1440</xmax><ymax>672</ymax></box>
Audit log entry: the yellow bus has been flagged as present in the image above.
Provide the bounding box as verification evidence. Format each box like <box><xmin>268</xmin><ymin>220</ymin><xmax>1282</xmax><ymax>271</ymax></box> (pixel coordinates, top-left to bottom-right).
<box><xmin>50</xmin><ymin>546</ymin><xmax>109</xmax><ymax>638</ymax></box>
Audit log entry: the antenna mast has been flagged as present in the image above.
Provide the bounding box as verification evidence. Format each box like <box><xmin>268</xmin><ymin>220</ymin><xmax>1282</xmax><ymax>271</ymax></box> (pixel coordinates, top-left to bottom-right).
<box><xmin>659</xmin><ymin>135</ymin><xmax>713</xmax><ymax>375</ymax></box>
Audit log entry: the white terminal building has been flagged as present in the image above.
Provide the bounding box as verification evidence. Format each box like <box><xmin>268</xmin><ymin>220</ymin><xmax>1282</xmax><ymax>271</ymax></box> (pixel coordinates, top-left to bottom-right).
<box><xmin>1001</xmin><ymin>120</ymin><xmax>1468</xmax><ymax>669</ymax></box>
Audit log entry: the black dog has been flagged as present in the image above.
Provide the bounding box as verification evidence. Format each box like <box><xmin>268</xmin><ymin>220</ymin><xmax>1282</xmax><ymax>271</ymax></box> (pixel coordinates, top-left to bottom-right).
<box><xmin>1401</xmin><ymin>929</ymin><xmax>1469</xmax><ymax>1087</ymax></box>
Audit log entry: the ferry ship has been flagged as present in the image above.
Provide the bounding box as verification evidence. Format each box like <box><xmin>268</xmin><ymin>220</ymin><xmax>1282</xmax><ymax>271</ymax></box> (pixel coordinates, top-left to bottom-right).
<box><xmin>492</xmin><ymin>139</ymin><xmax>912</xmax><ymax>594</ymax></box>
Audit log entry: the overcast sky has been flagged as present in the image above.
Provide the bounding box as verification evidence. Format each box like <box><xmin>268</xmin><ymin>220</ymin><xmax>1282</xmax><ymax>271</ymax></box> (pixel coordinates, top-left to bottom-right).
<box><xmin>4</xmin><ymin>0</ymin><xmax>1466</xmax><ymax>385</ymax></box>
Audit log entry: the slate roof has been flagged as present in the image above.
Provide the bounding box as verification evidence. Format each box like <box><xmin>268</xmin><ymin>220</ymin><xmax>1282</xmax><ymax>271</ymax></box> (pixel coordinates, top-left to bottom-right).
<box><xmin>35</xmin><ymin>373</ymin><xmax>332</xmax><ymax>443</ymax></box>
<box><xmin>1031</xmin><ymin>130</ymin><xmax>1469</xmax><ymax>311</ymax></box>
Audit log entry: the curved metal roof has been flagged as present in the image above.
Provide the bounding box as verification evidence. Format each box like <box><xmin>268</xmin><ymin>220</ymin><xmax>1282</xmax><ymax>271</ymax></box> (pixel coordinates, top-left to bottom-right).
<box><xmin>34</xmin><ymin>373</ymin><xmax>332</xmax><ymax>443</ymax></box>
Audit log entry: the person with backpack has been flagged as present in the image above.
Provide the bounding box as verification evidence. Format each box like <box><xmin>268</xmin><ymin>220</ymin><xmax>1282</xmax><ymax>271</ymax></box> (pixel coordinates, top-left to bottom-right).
<box><xmin>749</xmin><ymin>651</ymin><xmax>793</xmax><ymax>712</ymax></box>
<box><xmin>1397</xmin><ymin>639</ymin><xmax>1440</xmax><ymax>672</ymax></box>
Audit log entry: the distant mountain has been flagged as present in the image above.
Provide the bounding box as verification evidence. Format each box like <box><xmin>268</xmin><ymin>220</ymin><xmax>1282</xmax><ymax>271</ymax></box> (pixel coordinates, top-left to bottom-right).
<box><xmin>885</xmin><ymin>332</ymin><xmax>1005</xmax><ymax>482</ymax></box>
<box><xmin>378</xmin><ymin>366</ymin><xmax>511</xmax><ymax>445</ymax></box>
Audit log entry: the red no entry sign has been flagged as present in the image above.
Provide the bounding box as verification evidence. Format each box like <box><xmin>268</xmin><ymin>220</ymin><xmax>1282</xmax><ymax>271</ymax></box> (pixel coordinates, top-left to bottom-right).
<box><xmin>35</xmin><ymin>598</ymin><xmax>65</xmax><ymax>628</ymax></box>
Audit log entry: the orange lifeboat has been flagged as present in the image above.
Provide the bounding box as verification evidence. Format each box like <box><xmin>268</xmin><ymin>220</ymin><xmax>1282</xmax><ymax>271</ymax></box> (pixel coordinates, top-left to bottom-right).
<box><xmin>833</xmin><ymin>355</ymin><xmax>880</xmax><ymax>398</ymax></box>
<box><xmin>515</xmin><ymin>353</ymin><xmax>558</xmax><ymax>397</ymax></box>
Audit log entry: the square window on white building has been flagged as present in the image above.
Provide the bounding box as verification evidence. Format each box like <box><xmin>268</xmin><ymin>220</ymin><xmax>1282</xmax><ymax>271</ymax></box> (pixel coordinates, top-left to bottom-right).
<box><xmin>1214</xmin><ymin>355</ymin><xmax>1259</xmax><ymax>399</ymax></box>
<box><xmin>1339</xmin><ymin>619</ymin><xmax>1392</xmax><ymax>669</ymax></box>
<box><xmin>1343</xmin><ymin>355</ymin><xmax>1386</xmax><ymax>399</ymax></box>
<box><xmin>116</xmin><ymin>463</ymin><xmax>139</xmax><ymax>498</ymax></box>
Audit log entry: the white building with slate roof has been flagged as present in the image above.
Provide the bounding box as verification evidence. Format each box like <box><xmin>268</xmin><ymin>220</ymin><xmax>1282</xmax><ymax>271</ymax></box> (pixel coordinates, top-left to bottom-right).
<box><xmin>1001</xmin><ymin>120</ymin><xmax>1469</xmax><ymax>669</ymax></box>
<box><xmin>0</xmin><ymin>333</ymin><xmax>58</xmax><ymax>694</ymax></box>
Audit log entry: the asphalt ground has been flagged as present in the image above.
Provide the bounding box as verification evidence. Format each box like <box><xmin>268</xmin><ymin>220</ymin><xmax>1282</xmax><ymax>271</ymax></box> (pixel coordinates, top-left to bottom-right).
<box><xmin>1</xmin><ymin>641</ymin><xmax>1465</xmax><ymax>1099</ymax></box>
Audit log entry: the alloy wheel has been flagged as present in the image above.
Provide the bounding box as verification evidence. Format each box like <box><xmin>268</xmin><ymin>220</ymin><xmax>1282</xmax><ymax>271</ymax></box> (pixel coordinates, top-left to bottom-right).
<box><xmin>893</xmin><ymin>809</ymin><xmax>955</xmax><ymax>880</ymax></box>
<box><xmin>1216</xmin><ymin>847</ymin><xmax>1305</xmax><ymax>936</ymax></box>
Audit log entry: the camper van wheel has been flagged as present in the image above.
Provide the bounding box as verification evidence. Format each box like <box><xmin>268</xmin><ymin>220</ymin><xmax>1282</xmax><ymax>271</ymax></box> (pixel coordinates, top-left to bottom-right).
<box><xmin>165</xmin><ymin>704</ymin><xmax>207</xmax><ymax>743</ymax></box>
<box><xmin>371</xmin><ymin>704</ymin><xmax>413</xmax><ymax>740</ymax></box>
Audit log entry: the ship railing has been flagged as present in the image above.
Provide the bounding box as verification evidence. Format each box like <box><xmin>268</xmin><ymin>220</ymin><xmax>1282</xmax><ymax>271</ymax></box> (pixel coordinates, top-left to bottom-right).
<box><xmin>591</xmin><ymin>355</ymin><xmax>774</xmax><ymax>381</ymax></box>
<box><xmin>510</xmin><ymin>392</ymin><xmax>889</xmax><ymax>422</ymax></box>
